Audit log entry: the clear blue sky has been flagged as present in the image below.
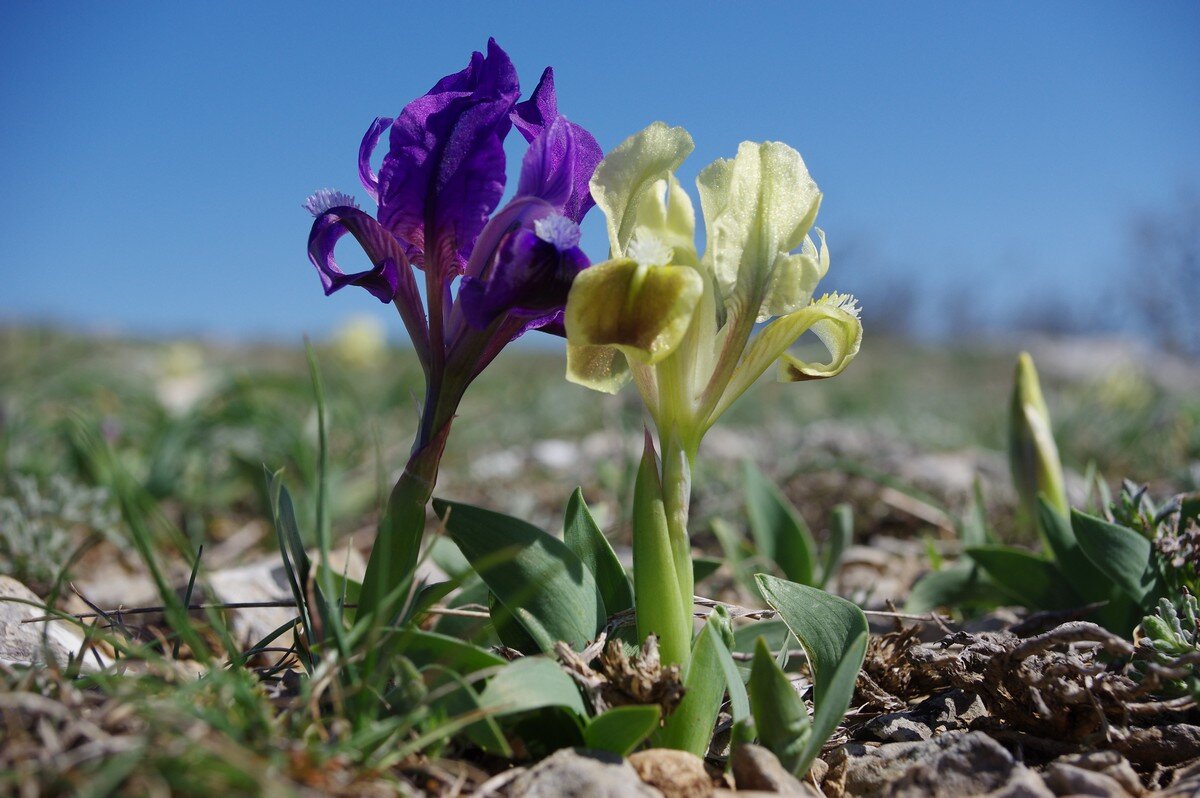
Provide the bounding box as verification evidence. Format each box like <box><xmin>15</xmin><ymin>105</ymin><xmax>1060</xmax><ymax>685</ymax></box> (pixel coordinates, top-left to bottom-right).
<box><xmin>2</xmin><ymin>2</ymin><xmax>1197</xmax><ymax>342</ymax></box>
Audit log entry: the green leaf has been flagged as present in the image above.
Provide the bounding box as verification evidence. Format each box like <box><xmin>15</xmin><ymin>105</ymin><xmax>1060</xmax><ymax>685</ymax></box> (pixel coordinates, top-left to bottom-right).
<box><xmin>733</xmin><ymin>620</ymin><xmax>792</xmax><ymax>656</ymax></box>
<box><xmin>693</xmin><ymin>556</ymin><xmax>723</xmax><ymax>585</ymax></box>
<box><xmin>1035</xmin><ymin>496</ymin><xmax>1109</xmax><ymax>602</ymax></box>
<box><xmin>395</xmin><ymin>629</ymin><xmax>505</xmax><ymax>674</ymax></box>
<box><xmin>1071</xmin><ymin>509</ymin><xmax>1159</xmax><ymax>606</ymax></box>
<box><xmin>755</xmin><ymin>575</ymin><xmax>868</xmax><ymax>777</ymax></box>
<box><xmin>426</xmin><ymin>666</ymin><xmax>511</xmax><ymax>757</ymax></box>
<box><xmin>711</xmin><ymin>517</ymin><xmax>758</xmax><ymax>594</ymax></box>
<box><xmin>434</xmin><ymin>499</ymin><xmax>603</xmax><ymax>653</ymax></box>
<box><xmin>821</xmin><ymin>504</ymin><xmax>854</xmax><ymax>588</ymax></box>
<box><xmin>960</xmin><ymin>479</ymin><xmax>995</xmax><ymax>547</ymax></box>
<box><xmin>564</xmin><ymin>488</ymin><xmax>633</xmax><ymax>616</ymax></box>
<box><xmin>656</xmin><ymin>613</ymin><xmax>731</xmax><ymax>754</ymax></box>
<box><xmin>743</xmin><ymin>462</ymin><xmax>817</xmax><ymax>586</ymax></box>
<box><xmin>477</xmin><ymin>656</ymin><xmax>587</xmax><ymax>719</ymax></box>
<box><xmin>965</xmin><ymin>545</ymin><xmax>1080</xmax><ymax>610</ymax></box>
<box><xmin>749</xmin><ymin>636</ymin><xmax>810</xmax><ymax>773</ymax></box>
<box><xmin>904</xmin><ymin>562</ymin><xmax>1007</xmax><ymax>614</ymax></box>
<box><xmin>584</xmin><ymin>705</ymin><xmax>662</xmax><ymax>756</ymax></box>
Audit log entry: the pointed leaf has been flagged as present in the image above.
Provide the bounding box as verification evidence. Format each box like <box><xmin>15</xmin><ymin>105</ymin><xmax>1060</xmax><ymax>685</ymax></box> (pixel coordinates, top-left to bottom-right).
<box><xmin>743</xmin><ymin>461</ymin><xmax>817</xmax><ymax>586</ymax></box>
<box><xmin>395</xmin><ymin>629</ymin><xmax>505</xmax><ymax>674</ymax></box>
<box><xmin>1036</xmin><ymin>496</ymin><xmax>1110</xmax><ymax>602</ymax></box>
<box><xmin>821</xmin><ymin>504</ymin><xmax>854</xmax><ymax>588</ymax></box>
<box><xmin>965</xmin><ymin>545</ymin><xmax>1080</xmax><ymax>610</ymax></box>
<box><xmin>434</xmin><ymin>499</ymin><xmax>603</xmax><ymax>653</ymax></box>
<box><xmin>584</xmin><ymin>705</ymin><xmax>662</xmax><ymax>756</ymax></box>
<box><xmin>755</xmin><ymin>575</ymin><xmax>868</xmax><ymax>777</ymax></box>
<box><xmin>477</xmin><ymin>656</ymin><xmax>587</xmax><ymax>719</ymax></box>
<box><xmin>750</xmin><ymin>636</ymin><xmax>810</xmax><ymax>773</ymax></box>
<box><xmin>564</xmin><ymin>488</ymin><xmax>633</xmax><ymax>616</ymax></box>
<box><xmin>1071</xmin><ymin>508</ymin><xmax>1159</xmax><ymax>606</ymax></box>
<box><xmin>656</xmin><ymin>614</ymin><xmax>728</xmax><ymax>754</ymax></box>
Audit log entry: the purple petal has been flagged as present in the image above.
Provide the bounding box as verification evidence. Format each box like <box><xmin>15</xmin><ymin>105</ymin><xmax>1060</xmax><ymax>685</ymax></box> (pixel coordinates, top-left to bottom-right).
<box><xmin>358</xmin><ymin>117</ymin><xmax>393</xmax><ymax>204</ymax></box>
<box><xmin>512</xmin><ymin>67</ymin><xmax>557</xmax><ymax>142</ymax></box>
<box><xmin>376</xmin><ymin>39</ymin><xmax>520</xmax><ymax>276</ymax></box>
<box><xmin>516</xmin><ymin>116</ymin><xmax>575</xmax><ymax>209</ymax></box>
<box><xmin>308</xmin><ymin>208</ymin><xmax>400</xmax><ymax>302</ymax></box>
<box><xmin>458</xmin><ymin>226</ymin><xmax>589</xmax><ymax>330</ymax></box>
<box><xmin>560</xmin><ymin>119</ymin><xmax>602</xmax><ymax>222</ymax></box>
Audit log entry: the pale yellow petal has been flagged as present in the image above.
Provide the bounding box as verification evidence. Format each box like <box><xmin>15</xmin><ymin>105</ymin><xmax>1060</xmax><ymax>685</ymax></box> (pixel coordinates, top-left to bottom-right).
<box><xmin>565</xmin><ymin>258</ymin><xmax>704</xmax><ymax>365</ymax></box>
<box><xmin>707</xmin><ymin>299</ymin><xmax>862</xmax><ymax>424</ymax></box>
<box><xmin>590</xmin><ymin>123</ymin><xmax>694</xmax><ymax>256</ymax></box>
<box><xmin>565</xmin><ymin>343</ymin><xmax>631</xmax><ymax>394</ymax></box>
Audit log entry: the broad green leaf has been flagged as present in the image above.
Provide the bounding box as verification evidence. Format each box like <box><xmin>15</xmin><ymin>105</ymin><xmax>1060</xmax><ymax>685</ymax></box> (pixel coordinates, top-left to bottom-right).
<box><xmin>965</xmin><ymin>545</ymin><xmax>1080</xmax><ymax>610</ymax></box>
<box><xmin>564</xmin><ymin>488</ymin><xmax>633</xmax><ymax>616</ymax></box>
<box><xmin>960</xmin><ymin>479</ymin><xmax>995</xmax><ymax>548</ymax></box>
<box><xmin>711</xmin><ymin>517</ymin><xmax>758</xmax><ymax>594</ymax></box>
<box><xmin>904</xmin><ymin>562</ymin><xmax>1007</xmax><ymax>614</ymax></box>
<box><xmin>426</xmin><ymin>666</ymin><xmax>511</xmax><ymax>757</ymax></box>
<box><xmin>693</xmin><ymin>556</ymin><xmax>723</xmax><ymax>585</ymax></box>
<box><xmin>434</xmin><ymin>499</ymin><xmax>603</xmax><ymax>653</ymax></box>
<box><xmin>656</xmin><ymin>614</ymin><xmax>730</xmax><ymax>754</ymax></box>
<box><xmin>733</xmin><ymin>620</ymin><xmax>791</xmax><ymax>656</ymax></box>
<box><xmin>749</xmin><ymin>636</ymin><xmax>810</xmax><ymax>773</ymax></box>
<box><xmin>1035</xmin><ymin>496</ymin><xmax>1109</xmax><ymax>602</ymax></box>
<box><xmin>755</xmin><ymin>575</ymin><xmax>868</xmax><ymax>777</ymax></box>
<box><xmin>395</xmin><ymin>629</ymin><xmax>504</xmax><ymax>674</ymax></box>
<box><xmin>1071</xmin><ymin>509</ymin><xmax>1159</xmax><ymax>606</ymax></box>
<box><xmin>489</xmin><ymin>591</ymin><xmax>543</xmax><ymax>654</ymax></box>
<box><xmin>584</xmin><ymin>705</ymin><xmax>662</xmax><ymax>756</ymax></box>
<box><xmin>742</xmin><ymin>461</ymin><xmax>817</xmax><ymax>586</ymax></box>
<box><xmin>821</xmin><ymin>504</ymin><xmax>854</xmax><ymax>588</ymax></box>
<box><xmin>477</xmin><ymin>656</ymin><xmax>587</xmax><ymax>719</ymax></box>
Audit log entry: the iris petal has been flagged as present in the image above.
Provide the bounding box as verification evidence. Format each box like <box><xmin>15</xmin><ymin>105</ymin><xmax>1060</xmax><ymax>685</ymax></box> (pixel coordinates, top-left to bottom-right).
<box><xmin>376</xmin><ymin>38</ymin><xmax>520</xmax><ymax>275</ymax></box>
<box><xmin>564</xmin><ymin>258</ymin><xmax>703</xmax><ymax>364</ymax></box>
<box><xmin>357</xmin><ymin>116</ymin><xmax>393</xmax><ymax>204</ymax></box>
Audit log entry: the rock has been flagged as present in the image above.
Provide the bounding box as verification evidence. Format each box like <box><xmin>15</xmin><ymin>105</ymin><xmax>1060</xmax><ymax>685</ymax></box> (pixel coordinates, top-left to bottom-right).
<box><xmin>859</xmin><ymin>690</ymin><xmax>990</xmax><ymax>743</ymax></box>
<box><xmin>1042</xmin><ymin>763</ymin><xmax>1137</xmax><ymax>797</ymax></box>
<box><xmin>826</xmin><ymin>731</ymin><xmax>1053</xmax><ymax>798</ymax></box>
<box><xmin>914</xmin><ymin>689</ymin><xmax>989</xmax><ymax>730</ymax></box>
<box><xmin>860</xmin><ymin>713</ymin><xmax>933</xmax><ymax>743</ymax></box>
<box><xmin>730</xmin><ymin>744</ymin><xmax>817</xmax><ymax>796</ymax></box>
<box><xmin>508</xmin><ymin>748</ymin><xmax>663</xmax><ymax>798</ymax></box>
<box><xmin>1045</xmin><ymin>752</ymin><xmax>1144</xmax><ymax>796</ymax></box>
<box><xmin>1117</xmin><ymin>724</ymin><xmax>1200</xmax><ymax>768</ymax></box>
<box><xmin>628</xmin><ymin>749</ymin><xmax>712</xmax><ymax>798</ymax></box>
<box><xmin>0</xmin><ymin>575</ymin><xmax>111</xmax><ymax>672</ymax></box>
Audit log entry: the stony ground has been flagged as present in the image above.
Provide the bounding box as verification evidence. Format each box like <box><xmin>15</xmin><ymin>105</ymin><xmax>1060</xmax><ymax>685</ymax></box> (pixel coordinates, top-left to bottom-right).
<box><xmin>2</xmin><ymin>327</ymin><xmax>1199</xmax><ymax>795</ymax></box>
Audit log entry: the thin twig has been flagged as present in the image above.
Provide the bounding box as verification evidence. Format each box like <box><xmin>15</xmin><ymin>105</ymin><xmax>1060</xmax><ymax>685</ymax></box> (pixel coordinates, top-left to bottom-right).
<box><xmin>21</xmin><ymin>600</ymin><xmax>349</xmax><ymax>624</ymax></box>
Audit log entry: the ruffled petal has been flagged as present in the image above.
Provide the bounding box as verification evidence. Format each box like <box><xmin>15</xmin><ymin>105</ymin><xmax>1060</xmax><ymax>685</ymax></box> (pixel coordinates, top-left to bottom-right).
<box><xmin>590</xmin><ymin>122</ymin><xmax>694</xmax><ymax>255</ymax></box>
<box><xmin>307</xmin><ymin>207</ymin><xmax>401</xmax><ymax>302</ymax></box>
<box><xmin>516</xmin><ymin>116</ymin><xmax>575</xmax><ymax>210</ymax></box>
<box><xmin>707</xmin><ymin>296</ymin><xmax>862</xmax><ymax>424</ymax></box>
<box><xmin>376</xmin><ymin>38</ymin><xmax>520</xmax><ymax>275</ymax></box>
<box><xmin>306</xmin><ymin>206</ymin><xmax>430</xmax><ymax>360</ymax></box>
<box><xmin>564</xmin><ymin>258</ymin><xmax>703</xmax><ymax>365</ymax></box>
<box><xmin>512</xmin><ymin>66</ymin><xmax>557</xmax><ymax>141</ymax></box>
<box><xmin>697</xmin><ymin>141</ymin><xmax>822</xmax><ymax>319</ymax></box>
<box><xmin>357</xmin><ymin>116</ymin><xmax>393</xmax><ymax>203</ymax></box>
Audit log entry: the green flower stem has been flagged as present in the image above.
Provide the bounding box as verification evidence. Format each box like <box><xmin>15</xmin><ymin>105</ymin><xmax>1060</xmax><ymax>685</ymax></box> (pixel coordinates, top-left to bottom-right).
<box><xmin>358</xmin><ymin>413</ymin><xmax>453</xmax><ymax>627</ymax></box>
<box><xmin>633</xmin><ymin>432</ymin><xmax>693</xmax><ymax>667</ymax></box>
<box><xmin>661</xmin><ymin>434</ymin><xmax>695</xmax><ymax>639</ymax></box>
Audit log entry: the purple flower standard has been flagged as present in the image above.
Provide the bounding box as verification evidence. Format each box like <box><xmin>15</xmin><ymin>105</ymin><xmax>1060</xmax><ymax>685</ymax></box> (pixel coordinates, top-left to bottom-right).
<box><xmin>304</xmin><ymin>39</ymin><xmax>602</xmax><ymax>621</ymax></box>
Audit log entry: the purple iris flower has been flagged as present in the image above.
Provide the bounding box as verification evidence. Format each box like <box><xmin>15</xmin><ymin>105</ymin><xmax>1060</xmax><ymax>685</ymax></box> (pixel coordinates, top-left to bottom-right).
<box><xmin>305</xmin><ymin>39</ymin><xmax>602</xmax><ymax>379</ymax></box>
